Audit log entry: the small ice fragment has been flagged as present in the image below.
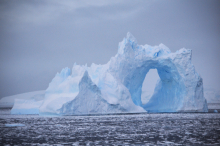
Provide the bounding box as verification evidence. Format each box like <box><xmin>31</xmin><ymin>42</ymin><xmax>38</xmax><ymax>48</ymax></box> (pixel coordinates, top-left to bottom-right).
<box><xmin>5</xmin><ymin>123</ymin><xmax>25</xmax><ymax>127</ymax></box>
<box><xmin>214</xmin><ymin>109</ymin><xmax>218</xmax><ymax>113</ymax></box>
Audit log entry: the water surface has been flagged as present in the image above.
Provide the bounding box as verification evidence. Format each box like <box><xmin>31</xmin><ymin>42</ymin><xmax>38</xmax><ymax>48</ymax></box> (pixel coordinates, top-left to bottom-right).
<box><xmin>0</xmin><ymin>110</ymin><xmax>220</xmax><ymax>145</ymax></box>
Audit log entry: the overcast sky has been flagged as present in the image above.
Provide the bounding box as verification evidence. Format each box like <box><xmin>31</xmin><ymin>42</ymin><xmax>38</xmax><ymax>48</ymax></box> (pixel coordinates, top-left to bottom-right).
<box><xmin>0</xmin><ymin>0</ymin><xmax>220</xmax><ymax>98</ymax></box>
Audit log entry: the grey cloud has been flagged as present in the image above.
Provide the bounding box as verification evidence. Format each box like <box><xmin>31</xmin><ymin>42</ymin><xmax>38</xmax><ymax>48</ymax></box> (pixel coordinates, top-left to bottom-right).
<box><xmin>0</xmin><ymin>0</ymin><xmax>219</xmax><ymax>98</ymax></box>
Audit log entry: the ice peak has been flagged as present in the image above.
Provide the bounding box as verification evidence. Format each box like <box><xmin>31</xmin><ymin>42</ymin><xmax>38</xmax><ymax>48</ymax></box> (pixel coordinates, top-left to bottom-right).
<box><xmin>56</xmin><ymin>67</ymin><xmax>71</xmax><ymax>79</ymax></box>
<box><xmin>79</xmin><ymin>71</ymin><xmax>99</xmax><ymax>93</ymax></box>
<box><xmin>125</xmin><ymin>32</ymin><xmax>137</xmax><ymax>45</ymax></box>
<box><xmin>126</xmin><ymin>32</ymin><xmax>136</xmax><ymax>41</ymax></box>
<box><xmin>117</xmin><ymin>32</ymin><xmax>138</xmax><ymax>55</ymax></box>
<box><xmin>80</xmin><ymin>71</ymin><xmax>90</xmax><ymax>84</ymax></box>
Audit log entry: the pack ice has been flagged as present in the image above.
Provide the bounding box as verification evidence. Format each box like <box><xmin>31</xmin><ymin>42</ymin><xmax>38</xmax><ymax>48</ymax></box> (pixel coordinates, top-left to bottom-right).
<box><xmin>12</xmin><ymin>32</ymin><xmax>208</xmax><ymax>115</ymax></box>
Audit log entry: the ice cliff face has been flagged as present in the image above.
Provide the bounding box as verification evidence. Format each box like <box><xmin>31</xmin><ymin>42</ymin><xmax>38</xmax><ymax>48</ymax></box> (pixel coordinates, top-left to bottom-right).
<box><xmin>12</xmin><ymin>32</ymin><xmax>207</xmax><ymax>115</ymax></box>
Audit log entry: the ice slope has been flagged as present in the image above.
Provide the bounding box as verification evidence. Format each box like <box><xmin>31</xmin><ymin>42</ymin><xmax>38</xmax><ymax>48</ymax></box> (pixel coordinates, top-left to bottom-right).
<box><xmin>11</xmin><ymin>99</ymin><xmax>43</xmax><ymax>114</ymax></box>
<box><xmin>59</xmin><ymin>71</ymin><xmax>127</xmax><ymax>115</ymax></box>
<box><xmin>0</xmin><ymin>90</ymin><xmax>45</xmax><ymax>108</ymax></box>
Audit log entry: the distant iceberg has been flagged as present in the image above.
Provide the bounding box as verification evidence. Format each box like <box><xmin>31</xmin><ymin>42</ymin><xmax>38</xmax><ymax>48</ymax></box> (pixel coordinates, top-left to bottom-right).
<box><xmin>0</xmin><ymin>90</ymin><xmax>45</xmax><ymax>108</ymax></box>
<box><xmin>9</xmin><ymin>32</ymin><xmax>208</xmax><ymax>115</ymax></box>
<box><xmin>11</xmin><ymin>99</ymin><xmax>43</xmax><ymax>115</ymax></box>
<box><xmin>204</xmin><ymin>88</ymin><xmax>220</xmax><ymax>103</ymax></box>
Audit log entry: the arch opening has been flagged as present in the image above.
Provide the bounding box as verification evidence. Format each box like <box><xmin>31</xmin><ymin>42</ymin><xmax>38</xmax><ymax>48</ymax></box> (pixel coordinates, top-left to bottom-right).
<box><xmin>141</xmin><ymin>69</ymin><xmax>160</xmax><ymax>105</ymax></box>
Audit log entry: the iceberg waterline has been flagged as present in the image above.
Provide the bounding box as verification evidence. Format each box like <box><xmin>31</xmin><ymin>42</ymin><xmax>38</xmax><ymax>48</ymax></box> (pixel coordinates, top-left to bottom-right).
<box><xmin>11</xmin><ymin>32</ymin><xmax>208</xmax><ymax>115</ymax></box>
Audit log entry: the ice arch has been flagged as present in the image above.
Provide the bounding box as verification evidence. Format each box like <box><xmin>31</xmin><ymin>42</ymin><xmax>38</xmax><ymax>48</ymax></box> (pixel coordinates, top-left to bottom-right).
<box><xmin>108</xmin><ymin>32</ymin><xmax>207</xmax><ymax>112</ymax></box>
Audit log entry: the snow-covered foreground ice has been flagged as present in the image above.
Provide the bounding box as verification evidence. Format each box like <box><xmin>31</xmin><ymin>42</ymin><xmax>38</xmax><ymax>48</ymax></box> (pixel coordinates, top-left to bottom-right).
<box><xmin>0</xmin><ymin>113</ymin><xmax>220</xmax><ymax>145</ymax></box>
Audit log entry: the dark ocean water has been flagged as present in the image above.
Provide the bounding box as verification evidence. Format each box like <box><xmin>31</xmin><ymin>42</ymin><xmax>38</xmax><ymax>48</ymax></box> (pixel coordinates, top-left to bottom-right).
<box><xmin>0</xmin><ymin>109</ymin><xmax>220</xmax><ymax>145</ymax></box>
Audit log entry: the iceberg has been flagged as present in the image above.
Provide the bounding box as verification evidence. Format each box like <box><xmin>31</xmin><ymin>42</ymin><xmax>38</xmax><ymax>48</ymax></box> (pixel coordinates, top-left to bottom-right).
<box><xmin>11</xmin><ymin>32</ymin><xmax>208</xmax><ymax>115</ymax></box>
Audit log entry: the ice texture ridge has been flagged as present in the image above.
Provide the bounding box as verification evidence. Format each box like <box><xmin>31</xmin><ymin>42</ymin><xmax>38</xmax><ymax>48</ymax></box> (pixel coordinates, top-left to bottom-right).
<box><xmin>12</xmin><ymin>32</ymin><xmax>208</xmax><ymax>115</ymax></box>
